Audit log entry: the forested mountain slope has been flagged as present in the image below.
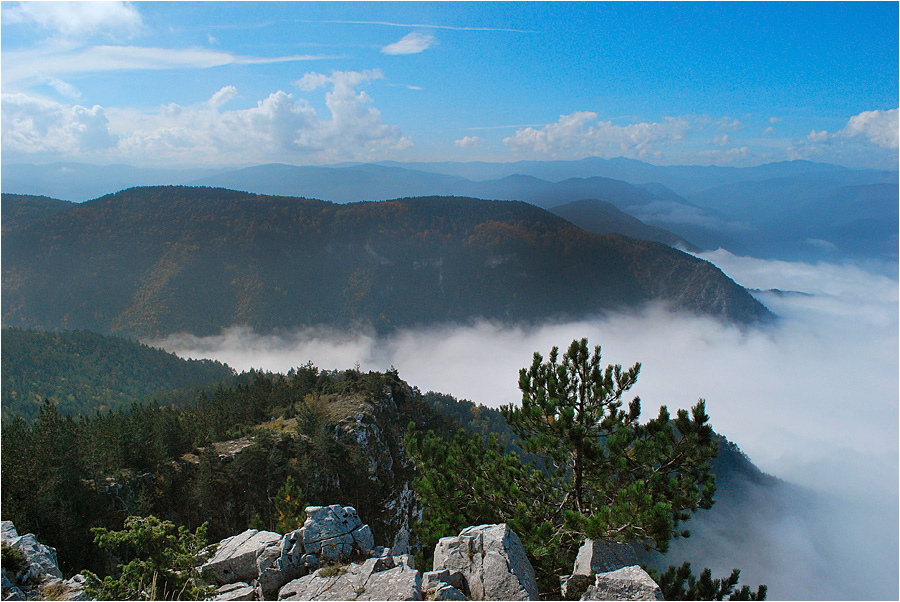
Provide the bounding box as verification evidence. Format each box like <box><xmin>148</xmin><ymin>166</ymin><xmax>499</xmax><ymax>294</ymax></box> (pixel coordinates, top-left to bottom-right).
<box><xmin>1</xmin><ymin>327</ymin><xmax>234</xmax><ymax>423</ymax></box>
<box><xmin>1</xmin><ymin>193</ymin><xmax>75</xmax><ymax>234</ymax></box>
<box><xmin>1</xmin><ymin>187</ymin><xmax>770</xmax><ymax>338</ymax></box>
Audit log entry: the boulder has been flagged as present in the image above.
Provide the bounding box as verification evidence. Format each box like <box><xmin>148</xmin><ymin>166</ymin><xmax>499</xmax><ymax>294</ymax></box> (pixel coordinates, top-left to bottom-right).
<box><xmin>432</xmin><ymin>524</ymin><xmax>538</xmax><ymax>601</ymax></box>
<box><xmin>559</xmin><ymin>574</ymin><xmax>593</xmax><ymax>600</ymax></box>
<box><xmin>301</xmin><ymin>506</ymin><xmax>366</xmax><ymax>562</ymax></box>
<box><xmin>0</xmin><ymin>522</ymin><xmax>18</xmax><ymax>543</ymax></box>
<box><xmin>214</xmin><ymin>582</ymin><xmax>258</xmax><ymax>601</ymax></box>
<box><xmin>351</xmin><ymin>525</ymin><xmax>375</xmax><ymax>556</ymax></box>
<box><xmin>433</xmin><ymin>583</ymin><xmax>468</xmax><ymax>601</ymax></box>
<box><xmin>257</xmin><ymin>533</ymin><xmax>307</xmax><ymax>600</ymax></box>
<box><xmin>573</xmin><ymin>539</ymin><xmax>641</xmax><ymax>575</ymax></box>
<box><xmin>302</xmin><ymin>506</ymin><xmax>362</xmax><ymax>546</ymax></box>
<box><xmin>201</xmin><ymin>529</ymin><xmax>282</xmax><ymax>585</ymax></box>
<box><xmin>421</xmin><ymin>569</ymin><xmax>467</xmax><ymax>596</ymax></box>
<box><xmin>356</xmin><ymin>564</ymin><xmax>422</xmax><ymax>601</ymax></box>
<box><xmin>6</xmin><ymin>533</ymin><xmax>62</xmax><ymax>583</ymax></box>
<box><xmin>580</xmin><ymin>566</ymin><xmax>664</xmax><ymax>601</ymax></box>
<box><xmin>277</xmin><ymin>558</ymin><xmax>422</xmax><ymax>601</ymax></box>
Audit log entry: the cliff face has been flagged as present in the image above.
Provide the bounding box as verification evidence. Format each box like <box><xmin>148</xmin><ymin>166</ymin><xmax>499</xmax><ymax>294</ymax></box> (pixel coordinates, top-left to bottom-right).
<box><xmin>330</xmin><ymin>381</ymin><xmax>422</xmax><ymax>554</ymax></box>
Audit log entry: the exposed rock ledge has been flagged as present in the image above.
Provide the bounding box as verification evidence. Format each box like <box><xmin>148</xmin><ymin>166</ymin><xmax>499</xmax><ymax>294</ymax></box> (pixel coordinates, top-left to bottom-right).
<box><xmin>1</xmin><ymin>507</ymin><xmax>666</xmax><ymax>601</ymax></box>
<box><xmin>204</xmin><ymin>505</ymin><xmax>666</xmax><ymax>601</ymax></box>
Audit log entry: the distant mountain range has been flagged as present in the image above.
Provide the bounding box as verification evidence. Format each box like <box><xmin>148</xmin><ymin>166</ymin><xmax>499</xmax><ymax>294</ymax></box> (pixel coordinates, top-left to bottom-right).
<box><xmin>549</xmin><ymin>198</ymin><xmax>699</xmax><ymax>252</ymax></box>
<box><xmin>1</xmin><ymin>187</ymin><xmax>770</xmax><ymax>339</ymax></box>
<box><xmin>4</xmin><ymin>158</ymin><xmax>895</xmax><ymax>267</ymax></box>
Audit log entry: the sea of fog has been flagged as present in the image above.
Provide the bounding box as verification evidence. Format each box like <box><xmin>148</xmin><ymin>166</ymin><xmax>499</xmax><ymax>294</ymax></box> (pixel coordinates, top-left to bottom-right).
<box><xmin>154</xmin><ymin>250</ymin><xmax>899</xmax><ymax>600</ymax></box>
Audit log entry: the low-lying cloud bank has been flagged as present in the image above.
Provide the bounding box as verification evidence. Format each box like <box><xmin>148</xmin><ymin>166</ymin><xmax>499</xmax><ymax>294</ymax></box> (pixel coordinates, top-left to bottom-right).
<box><xmin>154</xmin><ymin>251</ymin><xmax>898</xmax><ymax>600</ymax></box>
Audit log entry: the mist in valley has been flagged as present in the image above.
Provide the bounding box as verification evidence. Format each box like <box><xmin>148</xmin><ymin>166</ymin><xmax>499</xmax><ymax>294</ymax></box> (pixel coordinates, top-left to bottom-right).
<box><xmin>154</xmin><ymin>252</ymin><xmax>898</xmax><ymax>600</ymax></box>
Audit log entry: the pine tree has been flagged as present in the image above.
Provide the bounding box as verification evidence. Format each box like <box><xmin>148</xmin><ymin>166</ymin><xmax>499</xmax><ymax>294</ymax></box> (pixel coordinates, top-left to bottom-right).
<box><xmin>81</xmin><ymin>516</ymin><xmax>213</xmax><ymax>601</ymax></box>
<box><xmin>501</xmin><ymin>338</ymin><xmax>717</xmax><ymax>551</ymax></box>
<box><xmin>652</xmin><ymin>562</ymin><xmax>768</xmax><ymax>601</ymax></box>
<box><xmin>274</xmin><ymin>476</ymin><xmax>306</xmax><ymax>534</ymax></box>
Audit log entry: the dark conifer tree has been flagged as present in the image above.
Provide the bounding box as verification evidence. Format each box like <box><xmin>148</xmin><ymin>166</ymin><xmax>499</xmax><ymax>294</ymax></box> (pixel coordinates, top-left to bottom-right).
<box><xmin>501</xmin><ymin>338</ymin><xmax>717</xmax><ymax>550</ymax></box>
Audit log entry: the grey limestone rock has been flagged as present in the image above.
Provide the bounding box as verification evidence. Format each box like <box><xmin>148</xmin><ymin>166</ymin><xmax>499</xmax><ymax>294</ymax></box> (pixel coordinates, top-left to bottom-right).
<box><xmin>421</xmin><ymin>569</ymin><xmax>467</xmax><ymax>596</ymax></box>
<box><xmin>277</xmin><ymin>560</ymin><xmax>421</xmax><ymax>601</ymax></box>
<box><xmin>213</xmin><ymin>582</ymin><xmax>258</xmax><ymax>601</ymax></box>
<box><xmin>350</xmin><ymin>525</ymin><xmax>374</xmax><ymax>556</ymax></box>
<box><xmin>6</xmin><ymin>533</ymin><xmax>62</xmax><ymax>584</ymax></box>
<box><xmin>301</xmin><ymin>506</ymin><xmax>361</xmax><ymax>546</ymax></box>
<box><xmin>573</xmin><ymin>539</ymin><xmax>641</xmax><ymax>576</ymax></box>
<box><xmin>432</xmin><ymin>524</ymin><xmax>538</xmax><ymax>601</ymax></box>
<box><xmin>39</xmin><ymin>576</ymin><xmax>89</xmax><ymax>601</ymax></box>
<box><xmin>1</xmin><ymin>523</ymin><xmax>18</xmax><ymax>543</ymax></box>
<box><xmin>559</xmin><ymin>574</ymin><xmax>593</xmax><ymax>600</ymax></box>
<box><xmin>201</xmin><ymin>529</ymin><xmax>283</xmax><ymax>585</ymax></box>
<box><xmin>301</xmin><ymin>506</ymin><xmax>366</xmax><ymax>562</ymax></box>
<box><xmin>580</xmin><ymin>566</ymin><xmax>664</xmax><ymax>601</ymax></box>
<box><xmin>433</xmin><ymin>583</ymin><xmax>468</xmax><ymax>601</ymax></box>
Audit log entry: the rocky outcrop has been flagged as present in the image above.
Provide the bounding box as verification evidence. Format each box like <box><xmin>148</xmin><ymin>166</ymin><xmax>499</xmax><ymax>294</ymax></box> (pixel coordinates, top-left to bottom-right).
<box><xmin>1</xmin><ymin>522</ymin><xmax>63</xmax><ymax>584</ymax></box>
<box><xmin>432</xmin><ymin>524</ymin><xmax>539</xmax><ymax>601</ymax></box>
<box><xmin>301</xmin><ymin>505</ymin><xmax>373</xmax><ymax>562</ymax></box>
<box><xmin>573</xmin><ymin>539</ymin><xmax>641</xmax><ymax>575</ymax></box>
<box><xmin>332</xmin><ymin>388</ymin><xmax>420</xmax><ymax>555</ymax></box>
<box><xmin>214</xmin><ymin>582</ymin><xmax>258</xmax><ymax>601</ymax></box>
<box><xmin>1</xmin><ymin>573</ymin><xmax>25</xmax><ymax>601</ymax></box>
<box><xmin>278</xmin><ymin>556</ymin><xmax>422</xmax><ymax>601</ymax></box>
<box><xmin>556</xmin><ymin>538</ymin><xmax>664</xmax><ymax>602</ymax></box>
<box><xmin>1</xmin><ymin>521</ymin><xmax>86</xmax><ymax>601</ymax></box>
<box><xmin>202</xmin><ymin>530</ymin><xmax>284</xmax><ymax>585</ymax></box>
<box><xmin>580</xmin><ymin>566</ymin><xmax>664</xmax><ymax>601</ymax></box>
<box><xmin>200</xmin><ymin>505</ymin><xmax>395</xmax><ymax>600</ymax></box>
<box><xmin>560</xmin><ymin>538</ymin><xmax>644</xmax><ymax>598</ymax></box>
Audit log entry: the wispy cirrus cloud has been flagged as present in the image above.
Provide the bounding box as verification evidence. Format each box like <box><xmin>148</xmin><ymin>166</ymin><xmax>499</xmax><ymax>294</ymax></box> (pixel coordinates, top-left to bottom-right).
<box><xmin>381</xmin><ymin>32</ymin><xmax>436</xmax><ymax>55</ymax></box>
<box><xmin>3</xmin><ymin>45</ymin><xmax>341</xmax><ymax>86</ymax></box>
<box><xmin>300</xmin><ymin>19</ymin><xmax>536</xmax><ymax>34</ymax></box>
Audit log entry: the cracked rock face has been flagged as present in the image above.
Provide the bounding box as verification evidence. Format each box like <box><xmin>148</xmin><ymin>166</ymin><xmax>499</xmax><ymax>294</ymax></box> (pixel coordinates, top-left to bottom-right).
<box><xmin>277</xmin><ymin>556</ymin><xmax>422</xmax><ymax>601</ymax></box>
<box><xmin>432</xmin><ymin>524</ymin><xmax>538</xmax><ymax>601</ymax></box>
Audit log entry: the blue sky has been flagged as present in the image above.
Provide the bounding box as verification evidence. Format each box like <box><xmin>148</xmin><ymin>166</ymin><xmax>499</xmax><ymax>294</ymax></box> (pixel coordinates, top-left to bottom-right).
<box><xmin>2</xmin><ymin>1</ymin><xmax>898</xmax><ymax>168</ymax></box>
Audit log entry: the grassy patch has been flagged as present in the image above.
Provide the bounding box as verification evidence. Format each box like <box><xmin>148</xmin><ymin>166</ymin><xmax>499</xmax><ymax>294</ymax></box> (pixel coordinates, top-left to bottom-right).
<box><xmin>318</xmin><ymin>564</ymin><xmax>349</xmax><ymax>578</ymax></box>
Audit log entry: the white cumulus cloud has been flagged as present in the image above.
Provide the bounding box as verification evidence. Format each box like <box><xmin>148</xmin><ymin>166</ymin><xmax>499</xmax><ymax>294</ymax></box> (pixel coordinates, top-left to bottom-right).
<box><xmin>454</xmin><ymin>135</ymin><xmax>482</xmax><ymax>148</ymax></box>
<box><xmin>2</xmin><ymin>1</ymin><xmax>142</xmax><ymax>38</ymax></box>
<box><xmin>381</xmin><ymin>32</ymin><xmax>437</xmax><ymax>55</ymax></box>
<box><xmin>503</xmin><ymin>112</ymin><xmax>690</xmax><ymax>159</ymax></box>
<box><xmin>3</xmin><ymin>69</ymin><xmax>411</xmax><ymax>166</ymax></box>
<box><xmin>807</xmin><ymin>129</ymin><xmax>830</xmax><ymax>143</ymax></box>
<box><xmin>839</xmin><ymin>108</ymin><xmax>899</xmax><ymax>149</ymax></box>
<box><xmin>1</xmin><ymin>92</ymin><xmax>116</xmax><ymax>157</ymax></box>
